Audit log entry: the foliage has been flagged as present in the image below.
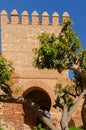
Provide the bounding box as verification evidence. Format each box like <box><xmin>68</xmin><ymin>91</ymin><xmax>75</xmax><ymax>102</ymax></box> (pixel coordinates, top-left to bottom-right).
<box><xmin>0</xmin><ymin>124</ymin><xmax>4</xmax><ymax>130</ymax></box>
<box><xmin>34</xmin><ymin>33</ymin><xmax>58</xmax><ymax>69</ymax></box>
<box><xmin>69</xmin><ymin>126</ymin><xmax>84</xmax><ymax>130</ymax></box>
<box><xmin>34</xmin><ymin>18</ymin><xmax>86</xmax><ymax>108</ymax></box>
<box><xmin>33</xmin><ymin>124</ymin><xmax>45</xmax><ymax>130</ymax></box>
<box><xmin>0</xmin><ymin>54</ymin><xmax>13</xmax><ymax>95</ymax></box>
<box><xmin>79</xmin><ymin>50</ymin><xmax>86</xmax><ymax>72</ymax></box>
<box><xmin>54</xmin><ymin>83</ymin><xmax>76</xmax><ymax>109</ymax></box>
<box><xmin>34</xmin><ymin>19</ymin><xmax>82</xmax><ymax>73</ymax></box>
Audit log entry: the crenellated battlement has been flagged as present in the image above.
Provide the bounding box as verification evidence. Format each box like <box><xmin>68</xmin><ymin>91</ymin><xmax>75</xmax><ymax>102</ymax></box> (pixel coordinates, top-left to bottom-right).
<box><xmin>0</xmin><ymin>9</ymin><xmax>69</xmax><ymax>25</ymax></box>
<box><xmin>1</xmin><ymin>9</ymin><xmax>70</xmax><ymax>71</ymax></box>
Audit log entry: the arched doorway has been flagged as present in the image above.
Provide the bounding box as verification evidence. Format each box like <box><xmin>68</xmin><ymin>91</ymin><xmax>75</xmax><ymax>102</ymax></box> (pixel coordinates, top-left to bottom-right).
<box><xmin>23</xmin><ymin>87</ymin><xmax>51</xmax><ymax>129</ymax></box>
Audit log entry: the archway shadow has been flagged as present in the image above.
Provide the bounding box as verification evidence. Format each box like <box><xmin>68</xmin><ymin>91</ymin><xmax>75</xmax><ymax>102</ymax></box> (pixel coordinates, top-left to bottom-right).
<box><xmin>23</xmin><ymin>88</ymin><xmax>51</xmax><ymax>129</ymax></box>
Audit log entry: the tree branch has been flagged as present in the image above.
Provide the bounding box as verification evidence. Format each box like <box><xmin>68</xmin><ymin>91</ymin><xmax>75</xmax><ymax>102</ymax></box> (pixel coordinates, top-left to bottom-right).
<box><xmin>53</xmin><ymin>92</ymin><xmax>64</xmax><ymax>109</ymax></box>
<box><xmin>0</xmin><ymin>95</ymin><xmax>59</xmax><ymax>130</ymax></box>
<box><xmin>0</xmin><ymin>95</ymin><xmax>25</xmax><ymax>104</ymax></box>
<box><xmin>61</xmin><ymin>105</ymin><xmax>68</xmax><ymax>130</ymax></box>
<box><xmin>67</xmin><ymin>89</ymin><xmax>86</xmax><ymax>122</ymax></box>
<box><xmin>63</xmin><ymin>90</ymin><xmax>77</xmax><ymax>98</ymax></box>
<box><xmin>68</xmin><ymin>65</ymin><xmax>86</xmax><ymax>80</ymax></box>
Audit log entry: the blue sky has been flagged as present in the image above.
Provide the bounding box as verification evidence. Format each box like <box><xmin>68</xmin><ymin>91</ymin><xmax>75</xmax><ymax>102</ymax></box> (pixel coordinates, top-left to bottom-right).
<box><xmin>0</xmin><ymin>0</ymin><xmax>86</xmax><ymax>49</ymax></box>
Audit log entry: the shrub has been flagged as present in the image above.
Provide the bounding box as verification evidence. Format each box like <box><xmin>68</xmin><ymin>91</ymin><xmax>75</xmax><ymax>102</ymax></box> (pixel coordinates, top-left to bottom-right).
<box><xmin>33</xmin><ymin>123</ymin><xmax>45</xmax><ymax>130</ymax></box>
<box><xmin>69</xmin><ymin>126</ymin><xmax>84</xmax><ymax>130</ymax></box>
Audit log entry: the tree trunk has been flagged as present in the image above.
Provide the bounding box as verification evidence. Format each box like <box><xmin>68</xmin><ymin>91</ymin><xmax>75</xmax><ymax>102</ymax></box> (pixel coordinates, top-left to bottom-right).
<box><xmin>60</xmin><ymin>105</ymin><xmax>68</xmax><ymax>130</ymax></box>
<box><xmin>68</xmin><ymin>90</ymin><xmax>86</xmax><ymax>123</ymax></box>
<box><xmin>82</xmin><ymin>95</ymin><xmax>86</xmax><ymax>130</ymax></box>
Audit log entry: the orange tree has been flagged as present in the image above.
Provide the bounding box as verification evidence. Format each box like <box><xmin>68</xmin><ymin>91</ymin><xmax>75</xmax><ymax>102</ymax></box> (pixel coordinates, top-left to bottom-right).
<box><xmin>33</xmin><ymin>19</ymin><xmax>86</xmax><ymax>130</ymax></box>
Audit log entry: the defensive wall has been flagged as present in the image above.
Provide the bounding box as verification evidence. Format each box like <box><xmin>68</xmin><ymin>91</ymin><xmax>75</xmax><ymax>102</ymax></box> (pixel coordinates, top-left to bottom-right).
<box><xmin>0</xmin><ymin>10</ymin><xmax>83</xmax><ymax>130</ymax></box>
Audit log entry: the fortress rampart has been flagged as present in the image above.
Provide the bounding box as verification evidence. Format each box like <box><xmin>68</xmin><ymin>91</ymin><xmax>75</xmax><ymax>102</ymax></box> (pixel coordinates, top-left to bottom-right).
<box><xmin>0</xmin><ymin>10</ymin><xmax>83</xmax><ymax>130</ymax></box>
<box><xmin>0</xmin><ymin>9</ymin><xmax>69</xmax><ymax>25</ymax></box>
<box><xmin>0</xmin><ymin>9</ymin><xmax>69</xmax><ymax>80</ymax></box>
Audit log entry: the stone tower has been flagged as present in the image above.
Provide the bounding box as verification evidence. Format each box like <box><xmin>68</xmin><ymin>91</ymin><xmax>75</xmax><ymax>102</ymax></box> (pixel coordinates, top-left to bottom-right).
<box><xmin>0</xmin><ymin>10</ymin><xmax>82</xmax><ymax>130</ymax></box>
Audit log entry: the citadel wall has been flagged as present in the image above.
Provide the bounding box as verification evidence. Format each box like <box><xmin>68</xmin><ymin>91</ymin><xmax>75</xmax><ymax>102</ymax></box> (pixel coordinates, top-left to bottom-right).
<box><xmin>0</xmin><ymin>10</ymin><xmax>83</xmax><ymax>130</ymax></box>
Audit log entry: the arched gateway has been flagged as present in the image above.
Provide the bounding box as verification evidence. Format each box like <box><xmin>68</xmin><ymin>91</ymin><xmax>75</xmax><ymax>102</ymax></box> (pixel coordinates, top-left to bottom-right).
<box><xmin>23</xmin><ymin>87</ymin><xmax>51</xmax><ymax>128</ymax></box>
<box><xmin>21</xmin><ymin>80</ymin><xmax>56</xmax><ymax>129</ymax></box>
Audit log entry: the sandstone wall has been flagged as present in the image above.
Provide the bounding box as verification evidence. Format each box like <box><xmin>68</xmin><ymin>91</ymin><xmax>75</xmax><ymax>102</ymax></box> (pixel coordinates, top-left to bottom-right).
<box><xmin>0</xmin><ymin>10</ymin><xmax>83</xmax><ymax>129</ymax></box>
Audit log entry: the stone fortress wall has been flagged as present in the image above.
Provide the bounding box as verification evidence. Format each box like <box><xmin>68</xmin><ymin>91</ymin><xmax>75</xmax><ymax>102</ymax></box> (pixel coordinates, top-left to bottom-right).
<box><xmin>0</xmin><ymin>10</ymin><xmax>83</xmax><ymax>130</ymax></box>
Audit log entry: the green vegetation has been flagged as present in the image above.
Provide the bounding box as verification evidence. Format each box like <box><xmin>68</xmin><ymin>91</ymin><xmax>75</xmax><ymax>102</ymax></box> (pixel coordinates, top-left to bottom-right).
<box><xmin>0</xmin><ymin>54</ymin><xmax>13</xmax><ymax>95</ymax></box>
<box><xmin>33</xmin><ymin>124</ymin><xmax>45</xmax><ymax>130</ymax></box>
<box><xmin>0</xmin><ymin>124</ymin><xmax>4</xmax><ymax>130</ymax></box>
<box><xmin>69</xmin><ymin>126</ymin><xmax>84</xmax><ymax>130</ymax></box>
<box><xmin>34</xmin><ymin>19</ymin><xmax>86</xmax><ymax>130</ymax></box>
